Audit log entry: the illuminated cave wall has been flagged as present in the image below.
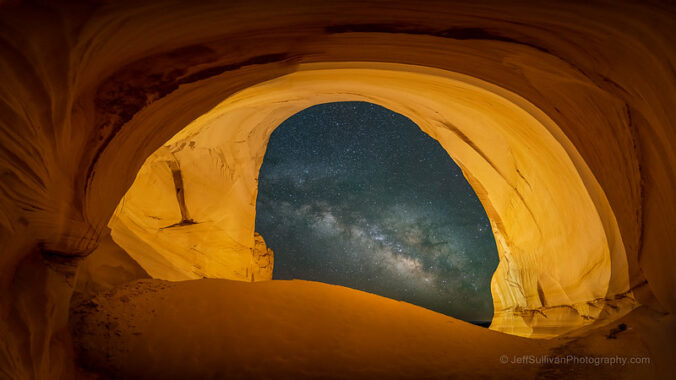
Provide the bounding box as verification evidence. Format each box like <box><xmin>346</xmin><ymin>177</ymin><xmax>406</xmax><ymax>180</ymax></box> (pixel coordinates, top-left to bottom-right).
<box><xmin>112</xmin><ymin>64</ymin><xmax>634</xmax><ymax>338</ymax></box>
<box><xmin>0</xmin><ymin>0</ymin><xmax>674</xmax><ymax>377</ymax></box>
<box><xmin>109</xmin><ymin>142</ymin><xmax>275</xmax><ymax>282</ymax></box>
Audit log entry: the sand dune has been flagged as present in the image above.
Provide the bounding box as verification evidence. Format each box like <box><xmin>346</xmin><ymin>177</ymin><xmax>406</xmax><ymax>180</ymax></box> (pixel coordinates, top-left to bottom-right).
<box><xmin>70</xmin><ymin>278</ymin><xmax>668</xmax><ymax>379</ymax></box>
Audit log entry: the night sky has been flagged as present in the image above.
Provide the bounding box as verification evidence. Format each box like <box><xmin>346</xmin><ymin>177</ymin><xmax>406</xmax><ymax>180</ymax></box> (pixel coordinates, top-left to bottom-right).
<box><xmin>255</xmin><ymin>102</ymin><xmax>498</xmax><ymax>322</ymax></box>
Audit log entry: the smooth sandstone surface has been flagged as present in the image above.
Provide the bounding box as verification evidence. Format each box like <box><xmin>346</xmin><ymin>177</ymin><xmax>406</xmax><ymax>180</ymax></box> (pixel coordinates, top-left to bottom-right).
<box><xmin>73</xmin><ymin>234</ymin><xmax>149</xmax><ymax>298</ymax></box>
<box><xmin>0</xmin><ymin>1</ymin><xmax>674</xmax><ymax>378</ymax></box>
<box><xmin>109</xmin><ymin>142</ymin><xmax>275</xmax><ymax>282</ymax></box>
<box><xmin>70</xmin><ymin>278</ymin><xmax>669</xmax><ymax>379</ymax></box>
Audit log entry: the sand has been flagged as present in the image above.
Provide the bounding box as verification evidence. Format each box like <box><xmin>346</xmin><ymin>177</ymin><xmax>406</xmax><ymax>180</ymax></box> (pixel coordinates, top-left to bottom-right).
<box><xmin>70</xmin><ymin>278</ymin><xmax>667</xmax><ymax>379</ymax></box>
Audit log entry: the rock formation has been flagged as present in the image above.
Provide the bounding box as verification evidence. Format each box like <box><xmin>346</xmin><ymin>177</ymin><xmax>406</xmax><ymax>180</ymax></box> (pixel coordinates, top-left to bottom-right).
<box><xmin>109</xmin><ymin>142</ymin><xmax>275</xmax><ymax>282</ymax></box>
<box><xmin>0</xmin><ymin>0</ymin><xmax>674</xmax><ymax>378</ymax></box>
<box><xmin>116</xmin><ymin>63</ymin><xmax>636</xmax><ymax>337</ymax></box>
<box><xmin>73</xmin><ymin>234</ymin><xmax>150</xmax><ymax>299</ymax></box>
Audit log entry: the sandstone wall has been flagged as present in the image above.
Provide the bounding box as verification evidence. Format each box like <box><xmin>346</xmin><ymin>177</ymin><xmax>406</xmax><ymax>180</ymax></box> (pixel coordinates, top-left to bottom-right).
<box><xmin>109</xmin><ymin>142</ymin><xmax>274</xmax><ymax>282</ymax></box>
<box><xmin>0</xmin><ymin>1</ymin><xmax>674</xmax><ymax>377</ymax></box>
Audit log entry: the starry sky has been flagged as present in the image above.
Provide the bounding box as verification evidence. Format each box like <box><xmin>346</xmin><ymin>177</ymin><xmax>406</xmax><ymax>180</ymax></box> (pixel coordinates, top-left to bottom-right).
<box><xmin>255</xmin><ymin>102</ymin><xmax>498</xmax><ymax>322</ymax></box>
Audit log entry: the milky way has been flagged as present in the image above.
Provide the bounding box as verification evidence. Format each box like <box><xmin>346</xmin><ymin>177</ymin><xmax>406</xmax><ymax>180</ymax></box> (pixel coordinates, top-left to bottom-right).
<box><xmin>255</xmin><ymin>102</ymin><xmax>498</xmax><ymax>322</ymax></box>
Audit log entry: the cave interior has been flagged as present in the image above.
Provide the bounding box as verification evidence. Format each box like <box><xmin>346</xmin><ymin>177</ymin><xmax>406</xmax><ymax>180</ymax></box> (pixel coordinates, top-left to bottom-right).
<box><xmin>0</xmin><ymin>1</ymin><xmax>675</xmax><ymax>379</ymax></box>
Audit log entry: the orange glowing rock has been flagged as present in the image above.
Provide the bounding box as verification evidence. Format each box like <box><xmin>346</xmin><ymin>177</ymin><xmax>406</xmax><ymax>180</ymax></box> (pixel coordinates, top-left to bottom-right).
<box><xmin>0</xmin><ymin>1</ymin><xmax>674</xmax><ymax>378</ymax></box>
<box><xmin>112</xmin><ymin>64</ymin><xmax>636</xmax><ymax>337</ymax></box>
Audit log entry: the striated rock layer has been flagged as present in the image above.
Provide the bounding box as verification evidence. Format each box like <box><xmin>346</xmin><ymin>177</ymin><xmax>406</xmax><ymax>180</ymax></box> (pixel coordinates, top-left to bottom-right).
<box><xmin>0</xmin><ymin>0</ymin><xmax>674</xmax><ymax>378</ymax></box>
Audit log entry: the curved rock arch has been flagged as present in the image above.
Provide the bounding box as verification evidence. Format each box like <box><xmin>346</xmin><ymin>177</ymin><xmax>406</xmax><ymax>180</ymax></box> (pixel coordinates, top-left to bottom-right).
<box><xmin>0</xmin><ymin>1</ymin><xmax>674</xmax><ymax>377</ymax></box>
<box><xmin>111</xmin><ymin>63</ymin><xmax>633</xmax><ymax>338</ymax></box>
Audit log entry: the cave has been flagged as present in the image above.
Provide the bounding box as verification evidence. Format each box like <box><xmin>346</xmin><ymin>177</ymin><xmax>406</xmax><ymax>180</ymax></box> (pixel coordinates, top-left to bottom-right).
<box><xmin>0</xmin><ymin>1</ymin><xmax>674</xmax><ymax>379</ymax></box>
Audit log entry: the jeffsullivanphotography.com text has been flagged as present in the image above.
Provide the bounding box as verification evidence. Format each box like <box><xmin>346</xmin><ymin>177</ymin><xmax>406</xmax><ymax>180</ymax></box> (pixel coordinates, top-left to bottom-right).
<box><xmin>499</xmin><ymin>354</ymin><xmax>651</xmax><ymax>366</ymax></box>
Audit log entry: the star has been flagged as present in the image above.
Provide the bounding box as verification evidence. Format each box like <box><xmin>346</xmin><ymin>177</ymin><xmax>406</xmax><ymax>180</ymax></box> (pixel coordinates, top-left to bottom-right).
<box><xmin>255</xmin><ymin>101</ymin><xmax>499</xmax><ymax>322</ymax></box>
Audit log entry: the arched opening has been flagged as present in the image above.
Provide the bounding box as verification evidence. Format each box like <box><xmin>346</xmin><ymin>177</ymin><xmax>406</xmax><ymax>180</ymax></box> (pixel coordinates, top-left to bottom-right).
<box><xmin>104</xmin><ymin>63</ymin><xmax>634</xmax><ymax>338</ymax></box>
<box><xmin>256</xmin><ymin>101</ymin><xmax>498</xmax><ymax>323</ymax></box>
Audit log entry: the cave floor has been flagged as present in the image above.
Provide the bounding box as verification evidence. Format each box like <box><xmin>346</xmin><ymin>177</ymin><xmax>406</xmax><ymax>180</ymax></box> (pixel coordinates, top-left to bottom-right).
<box><xmin>70</xmin><ymin>279</ymin><xmax>667</xmax><ymax>379</ymax></box>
